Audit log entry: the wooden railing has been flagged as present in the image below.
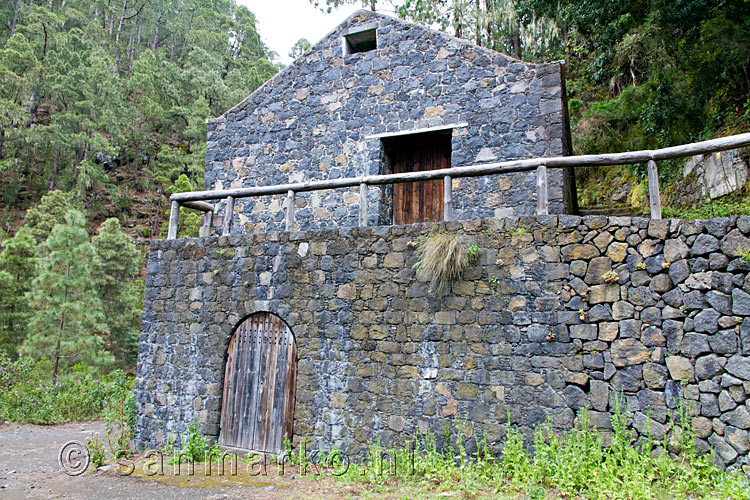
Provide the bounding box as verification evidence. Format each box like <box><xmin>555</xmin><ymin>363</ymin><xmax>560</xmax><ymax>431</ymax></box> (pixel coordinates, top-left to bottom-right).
<box><xmin>167</xmin><ymin>133</ymin><xmax>750</xmax><ymax>239</ymax></box>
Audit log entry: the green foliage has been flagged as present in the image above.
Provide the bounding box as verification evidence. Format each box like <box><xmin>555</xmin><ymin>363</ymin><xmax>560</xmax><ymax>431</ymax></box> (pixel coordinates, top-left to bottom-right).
<box><xmin>22</xmin><ymin>210</ymin><xmax>113</xmax><ymax>381</ymax></box>
<box><xmin>331</xmin><ymin>399</ymin><xmax>747</xmax><ymax>499</ymax></box>
<box><xmin>0</xmin><ymin>0</ymin><xmax>277</xmax><ymax>228</ymax></box>
<box><xmin>86</xmin><ymin>434</ymin><xmax>107</xmax><ymax>469</ymax></box>
<box><xmin>166</xmin><ymin>416</ymin><xmax>221</xmax><ymax>465</ymax></box>
<box><xmin>92</xmin><ymin>218</ymin><xmax>142</xmax><ymax>366</ymax></box>
<box><xmin>664</xmin><ymin>187</ymin><xmax>750</xmax><ymax>219</ymax></box>
<box><xmin>412</xmin><ymin>231</ymin><xmax>480</xmax><ymax>296</ymax></box>
<box><xmin>0</xmin><ymin>353</ymin><xmax>132</xmax><ymax>424</ymax></box>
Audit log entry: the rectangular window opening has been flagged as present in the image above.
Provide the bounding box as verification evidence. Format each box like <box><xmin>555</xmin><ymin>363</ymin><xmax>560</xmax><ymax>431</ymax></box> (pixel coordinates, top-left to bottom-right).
<box><xmin>344</xmin><ymin>28</ymin><xmax>377</xmax><ymax>56</ymax></box>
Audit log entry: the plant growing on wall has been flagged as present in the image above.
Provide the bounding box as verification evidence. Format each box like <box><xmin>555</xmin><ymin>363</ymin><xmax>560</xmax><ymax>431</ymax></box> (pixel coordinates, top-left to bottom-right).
<box><xmin>413</xmin><ymin>231</ymin><xmax>480</xmax><ymax>296</ymax></box>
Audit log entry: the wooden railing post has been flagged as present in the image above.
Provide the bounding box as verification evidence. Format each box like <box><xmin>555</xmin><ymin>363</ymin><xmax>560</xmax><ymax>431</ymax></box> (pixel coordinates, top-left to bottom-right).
<box><xmin>647</xmin><ymin>159</ymin><xmax>662</xmax><ymax>219</ymax></box>
<box><xmin>358</xmin><ymin>183</ymin><xmax>368</xmax><ymax>227</ymax></box>
<box><xmin>167</xmin><ymin>200</ymin><xmax>179</xmax><ymax>240</ymax></box>
<box><xmin>443</xmin><ymin>175</ymin><xmax>452</xmax><ymax>221</ymax></box>
<box><xmin>222</xmin><ymin>196</ymin><xmax>234</xmax><ymax>236</ymax></box>
<box><xmin>286</xmin><ymin>190</ymin><xmax>295</xmax><ymax>231</ymax></box>
<box><xmin>536</xmin><ymin>165</ymin><xmax>549</xmax><ymax>216</ymax></box>
<box><xmin>199</xmin><ymin>211</ymin><xmax>213</xmax><ymax>237</ymax></box>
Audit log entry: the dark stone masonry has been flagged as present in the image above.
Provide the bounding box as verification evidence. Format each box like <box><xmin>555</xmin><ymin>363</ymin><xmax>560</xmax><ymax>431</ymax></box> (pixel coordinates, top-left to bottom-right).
<box><xmin>203</xmin><ymin>10</ymin><xmax>571</xmax><ymax>233</ymax></box>
<box><xmin>136</xmin><ymin>214</ymin><xmax>750</xmax><ymax>471</ymax></box>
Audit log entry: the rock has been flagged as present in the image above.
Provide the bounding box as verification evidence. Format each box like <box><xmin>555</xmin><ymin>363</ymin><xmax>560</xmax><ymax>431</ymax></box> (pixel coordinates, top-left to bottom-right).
<box><xmin>685</xmin><ymin>272</ymin><xmax>712</xmax><ymax>290</ymax></box>
<box><xmin>570</xmin><ymin>324</ymin><xmax>598</xmax><ymax>340</ymax></box>
<box><xmin>641</xmin><ymin>327</ymin><xmax>665</xmax><ymax>347</ymax></box>
<box><xmin>588</xmin><ymin>284</ymin><xmax>620</xmax><ymax>304</ymax></box>
<box><xmin>732</xmin><ymin>288</ymin><xmax>750</xmax><ymax>315</ymax></box>
<box><xmin>667</xmin><ymin>259</ymin><xmax>690</xmax><ymax>284</ymax></box>
<box><xmin>611</xmin><ymin>339</ymin><xmax>650</xmax><ymax>367</ymax></box>
<box><xmin>598</xmin><ymin>322</ymin><xmax>618</xmax><ymax>341</ymax></box>
<box><xmin>612</xmin><ymin>301</ymin><xmax>635</xmax><ymax>320</ymax></box>
<box><xmin>637</xmin><ymin>388</ymin><xmax>668</xmax><ymax>422</ymax></box>
<box><xmin>695</xmin><ymin>354</ymin><xmax>724</xmax><ymax>380</ymax></box>
<box><xmin>706</xmin><ymin>291</ymin><xmax>732</xmax><ymax>315</ymax></box>
<box><xmin>664</xmin><ymin>238</ymin><xmax>689</xmax><ymax>262</ymax></box>
<box><xmin>708</xmin><ymin>434</ymin><xmax>738</xmax><ymax>463</ymax></box>
<box><xmin>700</xmin><ymin>393</ymin><xmax>720</xmax><ymax>417</ymax></box>
<box><xmin>647</xmin><ymin>220</ymin><xmax>669</xmax><ymax>240</ymax></box>
<box><xmin>562</xmin><ymin>244</ymin><xmax>599</xmax><ymax>261</ymax></box>
<box><xmin>388</xmin><ymin>415</ymin><xmax>406</xmax><ymax>432</ymax></box>
<box><xmin>562</xmin><ymin>385</ymin><xmax>589</xmax><ymax>410</ymax></box>
<box><xmin>719</xmin><ymin>391</ymin><xmax>737</xmax><ymax>412</ymax></box>
<box><xmin>708</xmin><ymin>331</ymin><xmax>738</xmax><ymax>354</ymax></box>
<box><xmin>691</xmin><ymin>234</ymin><xmax>720</xmax><ymax>256</ymax></box>
<box><xmin>611</xmin><ymin>365</ymin><xmax>643</xmax><ymax>392</ymax></box>
<box><xmin>588</xmin><ymin>304</ymin><xmax>612</xmax><ymax>322</ymax></box>
<box><xmin>634</xmin><ymin>412</ymin><xmax>665</xmax><ymax>441</ymax></box>
<box><xmin>649</xmin><ymin>274</ymin><xmax>672</xmax><ymax>293</ymax></box>
<box><xmin>643</xmin><ymin>363</ymin><xmax>668</xmax><ymax>389</ymax></box>
<box><xmin>606</xmin><ymin>242</ymin><xmax>628</xmax><ymax>263</ymax></box>
<box><xmin>681</xmin><ymin>333</ymin><xmax>711</xmax><ymax>358</ymax></box>
<box><xmin>725</xmin><ymin>426</ymin><xmax>750</xmax><ymax>453</ymax></box>
<box><xmin>721</xmin><ymin>229</ymin><xmax>750</xmax><ymax>257</ymax></box>
<box><xmin>585</xmin><ymin>256</ymin><xmax>613</xmax><ymax>284</ymax></box>
<box><xmin>665</xmin><ymin>380</ymin><xmax>682</xmax><ymax>409</ymax></box>
<box><xmin>726</xmin><ymin>406</ymin><xmax>750</xmax><ymax>429</ymax></box>
<box><xmin>726</xmin><ymin>355</ymin><xmax>750</xmax><ymax>380</ymax></box>
<box><xmin>666</xmin><ymin>356</ymin><xmax>694</xmax><ymax>381</ymax></box>
<box><xmin>692</xmin><ymin>416</ymin><xmax>713</xmax><ymax>439</ymax></box>
<box><xmin>693</xmin><ymin>309</ymin><xmax>720</xmax><ymax>334</ymax></box>
<box><xmin>589</xmin><ymin>379</ymin><xmax>609</xmax><ymax>411</ymax></box>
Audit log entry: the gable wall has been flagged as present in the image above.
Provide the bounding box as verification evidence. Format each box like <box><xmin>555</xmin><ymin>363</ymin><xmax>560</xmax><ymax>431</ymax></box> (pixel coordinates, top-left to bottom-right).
<box><xmin>204</xmin><ymin>11</ymin><xmax>567</xmax><ymax>234</ymax></box>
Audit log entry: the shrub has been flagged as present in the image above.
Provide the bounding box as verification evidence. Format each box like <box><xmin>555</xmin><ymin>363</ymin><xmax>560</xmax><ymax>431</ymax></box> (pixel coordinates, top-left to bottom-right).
<box><xmin>413</xmin><ymin>231</ymin><xmax>480</xmax><ymax>296</ymax></box>
<box><xmin>0</xmin><ymin>352</ymin><xmax>134</xmax><ymax>425</ymax></box>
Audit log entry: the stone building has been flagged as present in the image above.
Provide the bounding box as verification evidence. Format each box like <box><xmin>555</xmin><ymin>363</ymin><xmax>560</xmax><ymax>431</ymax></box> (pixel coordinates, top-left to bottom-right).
<box><xmin>204</xmin><ymin>10</ymin><xmax>574</xmax><ymax>233</ymax></box>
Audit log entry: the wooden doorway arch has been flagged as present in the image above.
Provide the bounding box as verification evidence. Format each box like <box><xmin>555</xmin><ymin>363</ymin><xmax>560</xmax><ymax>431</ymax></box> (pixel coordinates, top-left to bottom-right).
<box><xmin>219</xmin><ymin>312</ymin><xmax>297</xmax><ymax>452</ymax></box>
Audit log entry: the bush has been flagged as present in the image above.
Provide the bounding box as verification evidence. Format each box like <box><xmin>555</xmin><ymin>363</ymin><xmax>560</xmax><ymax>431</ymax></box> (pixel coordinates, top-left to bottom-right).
<box><xmin>0</xmin><ymin>352</ymin><xmax>134</xmax><ymax>425</ymax></box>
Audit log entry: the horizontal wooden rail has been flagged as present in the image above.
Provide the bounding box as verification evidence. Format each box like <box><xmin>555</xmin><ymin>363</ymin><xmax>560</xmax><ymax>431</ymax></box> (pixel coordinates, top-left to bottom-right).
<box><xmin>165</xmin><ymin>133</ymin><xmax>750</xmax><ymax>239</ymax></box>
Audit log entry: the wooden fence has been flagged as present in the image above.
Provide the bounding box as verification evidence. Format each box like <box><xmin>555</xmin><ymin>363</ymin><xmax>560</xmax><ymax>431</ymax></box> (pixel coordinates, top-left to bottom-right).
<box><xmin>167</xmin><ymin>133</ymin><xmax>750</xmax><ymax>239</ymax></box>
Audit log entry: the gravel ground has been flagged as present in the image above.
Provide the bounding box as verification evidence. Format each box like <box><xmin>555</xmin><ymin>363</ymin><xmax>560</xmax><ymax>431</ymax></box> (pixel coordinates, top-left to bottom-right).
<box><xmin>0</xmin><ymin>422</ymin><xmax>320</xmax><ymax>500</ymax></box>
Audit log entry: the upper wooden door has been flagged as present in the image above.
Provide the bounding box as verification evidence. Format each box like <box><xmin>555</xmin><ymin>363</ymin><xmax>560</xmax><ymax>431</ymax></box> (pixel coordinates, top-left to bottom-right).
<box><xmin>219</xmin><ymin>313</ymin><xmax>296</xmax><ymax>453</ymax></box>
<box><xmin>388</xmin><ymin>132</ymin><xmax>451</xmax><ymax>225</ymax></box>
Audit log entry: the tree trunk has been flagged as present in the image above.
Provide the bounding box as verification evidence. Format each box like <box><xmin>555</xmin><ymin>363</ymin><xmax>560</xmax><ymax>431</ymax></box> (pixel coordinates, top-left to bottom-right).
<box><xmin>52</xmin><ymin>276</ymin><xmax>68</xmax><ymax>385</ymax></box>
<box><xmin>114</xmin><ymin>0</ymin><xmax>127</xmax><ymax>73</ymax></box>
<box><xmin>453</xmin><ymin>0</ymin><xmax>462</xmax><ymax>38</ymax></box>
<box><xmin>369</xmin><ymin>0</ymin><xmax>375</xmax><ymax>11</ymax></box>
<box><xmin>152</xmin><ymin>10</ymin><xmax>161</xmax><ymax>51</ymax></box>
<box><xmin>49</xmin><ymin>155</ymin><xmax>58</xmax><ymax>190</ymax></box>
<box><xmin>475</xmin><ymin>0</ymin><xmax>481</xmax><ymax>46</ymax></box>
<box><xmin>10</xmin><ymin>0</ymin><xmax>21</xmax><ymax>36</ymax></box>
<box><xmin>512</xmin><ymin>30</ymin><xmax>521</xmax><ymax>59</ymax></box>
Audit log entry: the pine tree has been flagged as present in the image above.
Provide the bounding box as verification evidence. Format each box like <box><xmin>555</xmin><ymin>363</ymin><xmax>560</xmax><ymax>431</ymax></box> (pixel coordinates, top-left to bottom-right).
<box><xmin>0</xmin><ymin>227</ymin><xmax>36</xmax><ymax>354</ymax></box>
<box><xmin>23</xmin><ymin>210</ymin><xmax>113</xmax><ymax>382</ymax></box>
<box><xmin>92</xmin><ymin>218</ymin><xmax>142</xmax><ymax>366</ymax></box>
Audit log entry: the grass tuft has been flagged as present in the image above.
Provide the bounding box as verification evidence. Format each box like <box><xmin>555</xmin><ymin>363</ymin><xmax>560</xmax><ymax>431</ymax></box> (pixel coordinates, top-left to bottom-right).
<box><xmin>412</xmin><ymin>232</ymin><xmax>480</xmax><ymax>296</ymax></box>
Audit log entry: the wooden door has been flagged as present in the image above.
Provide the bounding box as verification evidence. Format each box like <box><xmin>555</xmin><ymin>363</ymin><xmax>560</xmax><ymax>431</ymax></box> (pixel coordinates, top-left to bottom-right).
<box><xmin>219</xmin><ymin>313</ymin><xmax>296</xmax><ymax>453</ymax></box>
<box><xmin>390</xmin><ymin>133</ymin><xmax>450</xmax><ymax>225</ymax></box>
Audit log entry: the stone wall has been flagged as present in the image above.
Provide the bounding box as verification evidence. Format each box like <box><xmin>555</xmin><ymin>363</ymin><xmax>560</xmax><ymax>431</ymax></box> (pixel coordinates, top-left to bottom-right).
<box><xmin>203</xmin><ymin>10</ymin><xmax>568</xmax><ymax>234</ymax></box>
<box><xmin>135</xmin><ymin>215</ymin><xmax>750</xmax><ymax>470</ymax></box>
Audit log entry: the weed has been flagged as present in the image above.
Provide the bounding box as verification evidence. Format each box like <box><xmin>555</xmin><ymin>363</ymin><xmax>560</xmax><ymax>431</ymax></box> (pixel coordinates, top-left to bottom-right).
<box><xmin>661</xmin><ymin>261</ymin><xmax>671</xmax><ymax>269</ymax></box>
<box><xmin>602</xmin><ymin>270</ymin><xmax>619</xmax><ymax>283</ymax></box>
<box><xmin>86</xmin><ymin>434</ymin><xmax>107</xmax><ymax>468</ymax></box>
<box><xmin>636</xmin><ymin>262</ymin><xmax>647</xmax><ymax>270</ymax></box>
<box><xmin>413</xmin><ymin>231</ymin><xmax>480</xmax><ymax>296</ymax></box>
<box><xmin>579</xmin><ymin>309</ymin><xmax>587</xmax><ymax>321</ymax></box>
<box><xmin>740</xmin><ymin>248</ymin><xmax>750</xmax><ymax>264</ymax></box>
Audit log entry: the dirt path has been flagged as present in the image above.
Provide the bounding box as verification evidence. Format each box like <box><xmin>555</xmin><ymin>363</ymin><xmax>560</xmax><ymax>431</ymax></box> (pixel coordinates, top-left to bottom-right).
<box><xmin>0</xmin><ymin>422</ymin><xmax>339</xmax><ymax>500</ymax></box>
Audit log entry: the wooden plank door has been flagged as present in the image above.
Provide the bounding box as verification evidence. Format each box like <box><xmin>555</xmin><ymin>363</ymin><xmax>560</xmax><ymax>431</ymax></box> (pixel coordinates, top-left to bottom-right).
<box><xmin>219</xmin><ymin>313</ymin><xmax>296</xmax><ymax>453</ymax></box>
<box><xmin>390</xmin><ymin>133</ymin><xmax>450</xmax><ymax>225</ymax></box>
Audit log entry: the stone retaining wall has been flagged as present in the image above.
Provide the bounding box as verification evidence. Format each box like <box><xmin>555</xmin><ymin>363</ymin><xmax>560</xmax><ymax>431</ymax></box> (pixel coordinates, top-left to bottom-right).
<box><xmin>135</xmin><ymin>215</ymin><xmax>750</xmax><ymax>470</ymax></box>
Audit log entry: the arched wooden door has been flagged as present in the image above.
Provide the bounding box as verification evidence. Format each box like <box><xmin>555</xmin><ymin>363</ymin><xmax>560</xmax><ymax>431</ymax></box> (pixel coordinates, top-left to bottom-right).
<box><xmin>219</xmin><ymin>313</ymin><xmax>297</xmax><ymax>452</ymax></box>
